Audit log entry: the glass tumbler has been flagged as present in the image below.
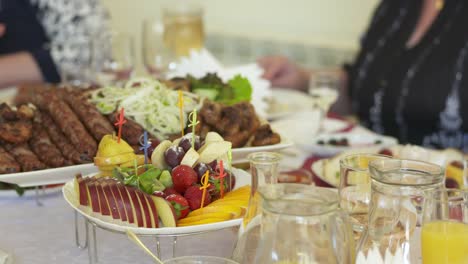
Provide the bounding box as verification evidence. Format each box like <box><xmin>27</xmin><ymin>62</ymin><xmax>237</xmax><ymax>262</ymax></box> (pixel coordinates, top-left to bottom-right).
<box><xmin>421</xmin><ymin>189</ymin><xmax>468</xmax><ymax>264</ymax></box>
<box><xmin>339</xmin><ymin>154</ymin><xmax>392</xmax><ymax>238</ymax></box>
<box><xmin>356</xmin><ymin>159</ymin><xmax>444</xmax><ymax>264</ymax></box>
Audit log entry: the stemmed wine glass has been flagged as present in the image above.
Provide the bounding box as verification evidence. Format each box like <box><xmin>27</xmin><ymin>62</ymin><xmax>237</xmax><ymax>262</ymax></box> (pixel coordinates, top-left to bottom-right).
<box><xmin>142</xmin><ymin>19</ymin><xmax>177</xmax><ymax>79</ymax></box>
<box><xmin>91</xmin><ymin>31</ymin><xmax>135</xmax><ymax>86</ymax></box>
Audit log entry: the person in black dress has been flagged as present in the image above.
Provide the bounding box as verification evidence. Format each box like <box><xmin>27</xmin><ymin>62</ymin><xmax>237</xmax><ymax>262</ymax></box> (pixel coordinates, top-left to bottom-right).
<box><xmin>259</xmin><ymin>0</ymin><xmax>468</xmax><ymax>152</ymax></box>
<box><xmin>0</xmin><ymin>0</ymin><xmax>108</xmax><ymax>88</ymax></box>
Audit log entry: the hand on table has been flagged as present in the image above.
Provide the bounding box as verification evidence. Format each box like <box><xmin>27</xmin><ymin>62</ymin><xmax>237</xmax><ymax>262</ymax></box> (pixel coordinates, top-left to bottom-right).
<box><xmin>257</xmin><ymin>56</ymin><xmax>310</xmax><ymax>91</ymax></box>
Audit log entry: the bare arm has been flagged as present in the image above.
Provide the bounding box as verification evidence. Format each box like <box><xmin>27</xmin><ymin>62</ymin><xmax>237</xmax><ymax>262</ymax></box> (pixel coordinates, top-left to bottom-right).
<box><xmin>0</xmin><ymin>52</ymin><xmax>43</xmax><ymax>89</ymax></box>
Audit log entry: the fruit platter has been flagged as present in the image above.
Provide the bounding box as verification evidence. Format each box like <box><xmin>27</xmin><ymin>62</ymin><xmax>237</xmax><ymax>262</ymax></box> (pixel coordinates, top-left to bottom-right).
<box><xmin>63</xmin><ymin>130</ymin><xmax>251</xmax><ymax>235</ymax></box>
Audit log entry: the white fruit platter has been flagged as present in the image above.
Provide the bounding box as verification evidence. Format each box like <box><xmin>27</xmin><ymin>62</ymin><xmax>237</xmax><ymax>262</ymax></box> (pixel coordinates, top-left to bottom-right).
<box><xmin>63</xmin><ymin>168</ymin><xmax>251</xmax><ymax>236</ymax></box>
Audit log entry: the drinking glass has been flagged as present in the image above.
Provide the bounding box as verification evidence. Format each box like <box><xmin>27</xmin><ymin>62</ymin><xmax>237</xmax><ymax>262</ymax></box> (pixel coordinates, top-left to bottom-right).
<box><xmin>164</xmin><ymin>256</ymin><xmax>239</xmax><ymax>264</ymax></box>
<box><xmin>142</xmin><ymin>19</ymin><xmax>177</xmax><ymax>78</ymax></box>
<box><xmin>308</xmin><ymin>70</ymin><xmax>340</xmax><ymax>132</ymax></box>
<box><xmin>339</xmin><ymin>153</ymin><xmax>392</xmax><ymax>238</ymax></box>
<box><xmin>50</xmin><ymin>38</ymin><xmax>93</xmax><ymax>87</ymax></box>
<box><xmin>163</xmin><ymin>1</ymin><xmax>204</xmax><ymax>57</ymax></box>
<box><xmin>91</xmin><ymin>31</ymin><xmax>135</xmax><ymax>86</ymax></box>
<box><xmin>421</xmin><ymin>189</ymin><xmax>468</xmax><ymax>264</ymax></box>
<box><xmin>356</xmin><ymin>159</ymin><xmax>444</xmax><ymax>263</ymax></box>
<box><xmin>308</xmin><ymin>70</ymin><xmax>340</xmax><ymax>111</ymax></box>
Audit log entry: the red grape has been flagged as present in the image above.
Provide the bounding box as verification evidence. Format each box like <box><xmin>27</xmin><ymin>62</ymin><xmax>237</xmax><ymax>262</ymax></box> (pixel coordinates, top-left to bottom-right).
<box><xmin>178</xmin><ymin>135</ymin><xmax>201</xmax><ymax>152</ymax></box>
<box><xmin>147</xmin><ymin>139</ymin><xmax>160</xmax><ymax>159</ymax></box>
<box><xmin>164</xmin><ymin>146</ymin><xmax>185</xmax><ymax>168</ymax></box>
<box><xmin>194</xmin><ymin>163</ymin><xmax>211</xmax><ymax>182</ymax></box>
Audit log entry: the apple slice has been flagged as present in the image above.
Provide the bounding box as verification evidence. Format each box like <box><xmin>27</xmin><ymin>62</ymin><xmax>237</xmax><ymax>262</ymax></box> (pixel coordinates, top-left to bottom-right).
<box><xmin>151</xmin><ymin>196</ymin><xmax>177</xmax><ymax>227</ymax></box>
<box><xmin>86</xmin><ymin>181</ymin><xmax>101</xmax><ymax>213</ymax></box>
<box><xmin>204</xmin><ymin>132</ymin><xmax>224</xmax><ymax>144</ymax></box>
<box><xmin>95</xmin><ymin>179</ymin><xmax>111</xmax><ymax>216</ymax></box>
<box><xmin>109</xmin><ymin>182</ymin><xmax>127</xmax><ymax>222</ymax></box>
<box><xmin>151</xmin><ymin>140</ymin><xmax>172</xmax><ymax>169</ymax></box>
<box><xmin>118</xmin><ymin>184</ymin><xmax>136</xmax><ymax>226</ymax></box>
<box><xmin>180</xmin><ymin>148</ymin><xmax>199</xmax><ymax>167</ymax></box>
<box><xmin>75</xmin><ymin>175</ymin><xmax>91</xmax><ymax>206</ymax></box>
<box><xmin>102</xmin><ymin>180</ymin><xmax>121</xmax><ymax>220</ymax></box>
<box><xmin>198</xmin><ymin>141</ymin><xmax>232</xmax><ymax>163</ymax></box>
<box><xmin>143</xmin><ymin>194</ymin><xmax>159</xmax><ymax>228</ymax></box>
<box><xmin>135</xmin><ymin>191</ymin><xmax>152</xmax><ymax>228</ymax></box>
<box><xmin>126</xmin><ymin>187</ymin><xmax>145</xmax><ymax>227</ymax></box>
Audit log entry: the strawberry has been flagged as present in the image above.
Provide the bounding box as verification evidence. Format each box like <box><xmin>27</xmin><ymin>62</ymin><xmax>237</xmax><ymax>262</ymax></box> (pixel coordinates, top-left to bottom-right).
<box><xmin>165</xmin><ymin>194</ymin><xmax>190</xmax><ymax>219</ymax></box>
<box><xmin>184</xmin><ymin>185</ymin><xmax>211</xmax><ymax>210</ymax></box>
<box><xmin>163</xmin><ymin>187</ymin><xmax>180</xmax><ymax>198</ymax></box>
<box><xmin>208</xmin><ymin>171</ymin><xmax>236</xmax><ymax>200</ymax></box>
<box><xmin>171</xmin><ymin>165</ymin><xmax>198</xmax><ymax>194</ymax></box>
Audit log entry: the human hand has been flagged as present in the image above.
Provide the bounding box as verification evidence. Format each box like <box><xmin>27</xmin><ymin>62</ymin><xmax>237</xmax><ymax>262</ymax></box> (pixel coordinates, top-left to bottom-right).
<box><xmin>0</xmin><ymin>24</ymin><xmax>6</xmax><ymax>38</ymax></box>
<box><xmin>257</xmin><ymin>56</ymin><xmax>310</xmax><ymax>90</ymax></box>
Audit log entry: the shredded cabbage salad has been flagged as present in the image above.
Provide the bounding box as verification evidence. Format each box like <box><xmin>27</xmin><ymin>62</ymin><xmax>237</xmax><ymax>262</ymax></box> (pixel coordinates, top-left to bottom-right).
<box><xmin>89</xmin><ymin>78</ymin><xmax>202</xmax><ymax>140</ymax></box>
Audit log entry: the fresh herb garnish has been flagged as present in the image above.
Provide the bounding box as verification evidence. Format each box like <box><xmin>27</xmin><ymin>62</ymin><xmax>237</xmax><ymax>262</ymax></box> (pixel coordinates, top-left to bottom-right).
<box><xmin>111</xmin><ymin>164</ymin><xmax>171</xmax><ymax>195</ymax></box>
<box><xmin>188</xmin><ymin>73</ymin><xmax>252</xmax><ymax>105</ymax></box>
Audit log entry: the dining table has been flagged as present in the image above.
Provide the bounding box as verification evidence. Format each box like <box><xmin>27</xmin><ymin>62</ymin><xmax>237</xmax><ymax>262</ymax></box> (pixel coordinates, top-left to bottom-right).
<box><xmin>0</xmin><ymin>114</ymin><xmax>371</xmax><ymax>264</ymax></box>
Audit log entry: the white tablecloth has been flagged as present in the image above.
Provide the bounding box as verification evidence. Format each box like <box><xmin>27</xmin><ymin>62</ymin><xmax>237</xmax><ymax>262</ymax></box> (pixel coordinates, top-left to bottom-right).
<box><xmin>0</xmin><ymin>120</ymin><xmax>374</xmax><ymax>264</ymax></box>
<box><xmin>0</xmin><ymin>190</ymin><xmax>237</xmax><ymax>264</ymax></box>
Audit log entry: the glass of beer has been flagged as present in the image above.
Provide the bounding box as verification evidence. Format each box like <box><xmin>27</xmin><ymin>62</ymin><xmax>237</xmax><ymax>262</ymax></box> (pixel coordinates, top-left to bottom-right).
<box><xmin>162</xmin><ymin>1</ymin><xmax>204</xmax><ymax>57</ymax></box>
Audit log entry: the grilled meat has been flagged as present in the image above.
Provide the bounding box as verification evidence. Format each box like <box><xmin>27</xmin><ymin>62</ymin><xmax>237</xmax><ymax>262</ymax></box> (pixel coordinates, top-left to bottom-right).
<box><xmin>4</xmin><ymin>143</ymin><xmax>46</xmax><ymax>171</ymax></box>
<box><xmin>107</xmin><ymin>112</ymin><xmax>144</xmax><ymax>146</ymax></box>
<box><xmin>0</xmin><ymin>146</ymin><xmax>20</xmax><ymax>174</ymax></box>
<box><xmin>29</xmin><ymin>120</ymin><xmax>65</xmax><ymax>168</ymax></box>
<box><xmin>251</xmin><ymin>124</ymin><xmax>281</xmax><ymax>147</ymax></box>
<box><xmin>57</xmin><ymin>89</ymin><xmax>114</xmax><ymax>141</ymax></box>
<box><xmin>0</xmin><ymin>103</ymin><xmax>34</xmax><ymax>144</ymax></box>
<box><xmin>40</xmin><ymin>112</ymin><xmax>86</xmax><ymax>163</ymax></box>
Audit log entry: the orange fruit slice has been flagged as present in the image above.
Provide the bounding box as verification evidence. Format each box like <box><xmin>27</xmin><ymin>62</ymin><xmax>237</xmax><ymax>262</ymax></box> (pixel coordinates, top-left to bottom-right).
<box><xmin>178</xmin><ymin>212</ymin><xmax>233</xmax><ymax>224</ymax></box>
<box><xmin>188</xmin><ymin>205</ymin><xmax>242</xmax><ymax>218</ymax></box>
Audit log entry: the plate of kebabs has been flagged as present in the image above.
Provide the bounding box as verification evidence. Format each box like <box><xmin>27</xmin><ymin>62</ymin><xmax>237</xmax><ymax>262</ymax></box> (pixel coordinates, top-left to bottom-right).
<box><xmin>0</xmin><ymin>76</ymin><xmax>290</xmax><ymax>187</ymax></box>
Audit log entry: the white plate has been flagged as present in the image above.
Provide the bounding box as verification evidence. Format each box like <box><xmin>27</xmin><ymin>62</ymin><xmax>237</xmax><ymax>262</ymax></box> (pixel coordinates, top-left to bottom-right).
<box><xmin>267</xmin><ymin>88</ymin><xmax>315</xmax><ymax>120</ymax></box>
<box><xmin>307</xmin><ymin>133</ymin><xmax>398</xmax><ymax>157</ymax></box>
<box><xmin>63</xmin><ymin>168</ymin><xmax>251</xmax><ymax>235</ymax></box>
<box><xmin>311</xmin><ymin>159</ymin><xmax>339</xmax><ymax>187</ymax></box>
<box><xmin>0</xmin><ymin>164</ymin><xmax>98</xmax><ymax>187</ymax></box>
<box><xmin>231</xmin><ymin>137</ymin><xmax>294</xmax><ymax>164</ymax></box>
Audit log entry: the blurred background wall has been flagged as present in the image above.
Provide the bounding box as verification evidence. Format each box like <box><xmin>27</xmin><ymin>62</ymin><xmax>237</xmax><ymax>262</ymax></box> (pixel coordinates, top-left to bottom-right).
<box><xmin>101</xmin><ymin>0</ymin><xmax>379</xmax><ymax>69</ymax></box>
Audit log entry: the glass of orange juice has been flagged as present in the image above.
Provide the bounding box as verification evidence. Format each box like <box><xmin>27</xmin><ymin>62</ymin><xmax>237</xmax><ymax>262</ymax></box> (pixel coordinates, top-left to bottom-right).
<box><xmin>421</xmin><ymin>189</ymin><xmax>468</xmax><ymax>264</ymax></box>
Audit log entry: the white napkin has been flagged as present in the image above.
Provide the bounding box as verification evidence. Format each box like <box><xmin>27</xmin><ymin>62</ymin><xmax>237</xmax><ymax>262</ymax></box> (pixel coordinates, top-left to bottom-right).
<box><xmin>0</xmin><ymin>249</ymin><xmax>11</xmax><ymax>264</ymax></box>
<box><xmin>168</xmin><ymin>49</ymin><xmax>272</xmax><ymax>117</ymax></box>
